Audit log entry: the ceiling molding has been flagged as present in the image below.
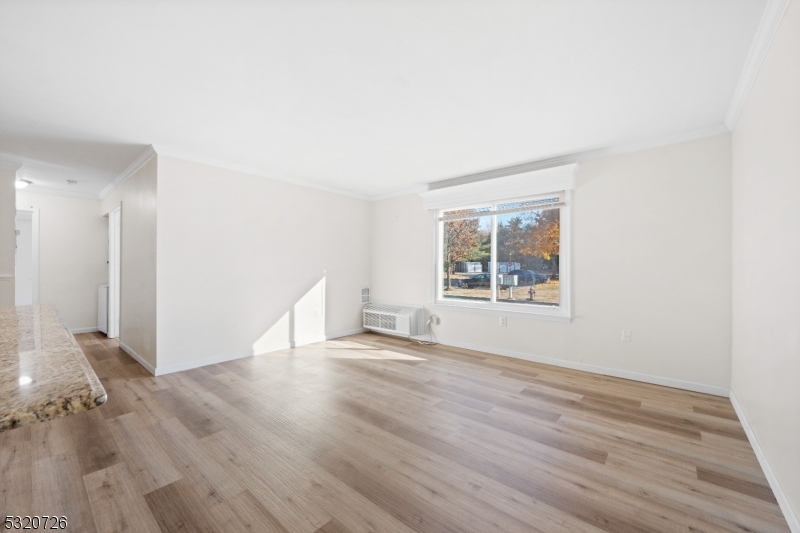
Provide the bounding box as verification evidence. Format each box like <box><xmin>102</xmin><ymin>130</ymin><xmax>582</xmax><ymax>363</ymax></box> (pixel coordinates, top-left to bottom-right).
<box><xmin>23</xmin><ymin>185</ymin><xmax>99</xmax><ymax>200</ymax></box>
<box><xmin>427</xmin><ymin>123</ymin><xmax>730</xmax><ymax>193</ymax></box>
<box><xmin>153</xmin><ymin>145</ymin><xmax>370</xmax><ymax>201</ymax></box>
<box><xmin>10</xmin><ymin>122</ymin><xmax>731</xmax><ymax>203</ymax></box>
<box><xmin>0</xmin><ymin>161</ymin><xmax>22</xmax><ymax>173</ymax></box>
<box><xmin>98</xmin><ymin>145</ymin><xmax>157</xmax><ymax>200</ymax></box>
<box><xmin>368</xmin><ymin>185</ymin><xmax>429</xmax><ymax>202</ymax></box>
<box><xmin>725</xmin><ymin>0</ymin><xmax>791</xmax><ymax>131</ymax></box>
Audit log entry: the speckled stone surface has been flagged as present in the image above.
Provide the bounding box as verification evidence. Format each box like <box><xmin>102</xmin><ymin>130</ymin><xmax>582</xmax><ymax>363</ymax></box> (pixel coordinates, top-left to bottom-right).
<box><xmin>0</xmin><ymin>304</ymin><xmax>106</xmax><ymax>431</ymax></box>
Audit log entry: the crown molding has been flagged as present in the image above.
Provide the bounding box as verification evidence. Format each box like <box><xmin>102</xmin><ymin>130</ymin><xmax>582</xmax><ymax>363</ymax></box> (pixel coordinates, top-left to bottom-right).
<box><xmin>153</xmin><ymin>145</ymin><xmax>370</xmax><ymax>201</ymax></box>
<box><xmin>22</xmin><ymin>185</ymin><xmax>99</xmax><ymax>200</ymax></box>
<box><xmin>0</xmin><ymin>161</ymin><xmax>22</xmax><ymax>173</ymax></box>
<box><xmin>725</xmin><ymin>0</ymin><xmax>791</xmax><ymax>131</ymax></box>
<box><xmin>91</xmin><ymin>123</ymin><xmax>730</xmax><ymax>203</ymax></box>
<box><xmin>368</xmin><ymin>185</ymin><xmax>429</xmax><ymax>202</ymax></box>
<box><xmin>427</xmin><ymin>123</ymin><xmax>730</xmax><ymax>192</ymax></box>
<box><xmin>98</xmin><ymin>145</ymin><xmax>157</xmax><ymax>200</ymax></box>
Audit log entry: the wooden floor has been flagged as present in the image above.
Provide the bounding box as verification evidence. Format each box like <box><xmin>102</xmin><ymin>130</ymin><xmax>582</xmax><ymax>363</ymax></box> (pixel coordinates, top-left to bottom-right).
<box><xmin>1</xmin><ymin>332</ymin><xmax>790</xmax><ymax>533</ymax></box>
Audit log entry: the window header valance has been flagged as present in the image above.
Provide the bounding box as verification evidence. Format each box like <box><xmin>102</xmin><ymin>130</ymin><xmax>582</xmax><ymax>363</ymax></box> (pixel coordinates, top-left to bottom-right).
<box><xmin>419</xmin><ymin>163</ymin><xmax>578</xmax><ymax>211</ymax></box>
<box><xmin>439</xmin><ymin>194</ymin><xmax>565</xmax><ymax>221</ymax></box>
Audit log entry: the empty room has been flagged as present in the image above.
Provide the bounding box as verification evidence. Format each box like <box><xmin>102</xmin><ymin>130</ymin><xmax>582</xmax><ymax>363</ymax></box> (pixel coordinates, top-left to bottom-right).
<box><xmin>1</xmin><ymin>1</ymin><xmax>798</xmax><ymax>532</ymax></box>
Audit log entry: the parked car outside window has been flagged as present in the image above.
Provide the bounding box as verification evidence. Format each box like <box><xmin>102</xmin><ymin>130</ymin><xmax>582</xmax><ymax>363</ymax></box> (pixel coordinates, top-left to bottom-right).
<box><xmin>463</xmin><ymin>273</ymin><xmax>491</xmax><ymax>288</ymax></box>
<box><xmin>508</xmin><ymin>269</ymin><xmax>549</xmax><ymax>285</ymax></box>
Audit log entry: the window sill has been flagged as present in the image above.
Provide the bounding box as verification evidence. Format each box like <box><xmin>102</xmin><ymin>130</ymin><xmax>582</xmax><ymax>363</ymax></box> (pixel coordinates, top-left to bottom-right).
<box><xmin>429</xmin><ymin>301</ymin><xmax>572</xmax><ymax>323</ymax></box>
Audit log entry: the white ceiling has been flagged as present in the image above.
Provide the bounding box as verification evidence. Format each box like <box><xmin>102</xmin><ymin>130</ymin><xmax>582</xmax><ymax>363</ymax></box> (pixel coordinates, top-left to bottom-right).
<box><xmin>0</xmin><ymin>1</ymin><xmax>770</xmax><ymax>199</ymax></box>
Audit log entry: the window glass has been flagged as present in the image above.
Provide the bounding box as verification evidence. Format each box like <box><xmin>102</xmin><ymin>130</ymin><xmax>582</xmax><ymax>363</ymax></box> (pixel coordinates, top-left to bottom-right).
<box><xmin>442</xmin><ymin>215</ymin><xmax>492</xmax><ymax>302</ymax></box>
<box><xmin>495</xmin><ymin>208</ymin><xmax>560</xmax><ymax>306</ymax></box>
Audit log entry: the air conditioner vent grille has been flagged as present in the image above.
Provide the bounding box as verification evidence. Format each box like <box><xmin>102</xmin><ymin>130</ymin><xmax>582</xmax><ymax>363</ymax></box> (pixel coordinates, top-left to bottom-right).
<box><xmin>364</xmin><ymin>304</ymin><xmax>403</xmax><ymax>314</ymax></box>
<box><xmin>362</xmin><ymin>303</ymin><xmax>419</xmax><ymax>337</ymax></box>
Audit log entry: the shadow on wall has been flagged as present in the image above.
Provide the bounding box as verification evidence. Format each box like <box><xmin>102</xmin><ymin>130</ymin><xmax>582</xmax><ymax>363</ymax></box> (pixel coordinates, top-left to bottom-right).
<box><xmin>252</xmin><ymin>276</ymin><xmax>327</xmax><ymax>355</ymax></box>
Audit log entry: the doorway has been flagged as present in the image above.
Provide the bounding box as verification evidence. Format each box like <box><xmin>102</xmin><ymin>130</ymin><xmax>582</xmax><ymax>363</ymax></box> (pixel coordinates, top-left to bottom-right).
<box><xmin>15</xmin><ymin>208</ymin><xmax>39</xmax><ymax>306</ymax></box>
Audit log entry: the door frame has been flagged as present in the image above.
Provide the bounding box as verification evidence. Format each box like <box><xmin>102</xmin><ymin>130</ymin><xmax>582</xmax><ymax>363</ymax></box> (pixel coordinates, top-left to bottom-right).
<box><xmin>15</xmin><ymin>208</ymin><xmax>40</xmax><ymax>305</ymax></box>
<box><xmin>108</xmin><ymin>204</ymin><xmax>121</xmax><ymax>338</ymax></box>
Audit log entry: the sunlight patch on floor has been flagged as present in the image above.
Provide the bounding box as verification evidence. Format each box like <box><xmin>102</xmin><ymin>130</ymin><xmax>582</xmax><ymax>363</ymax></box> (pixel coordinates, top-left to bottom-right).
<box><xmin>262</xmin><ymin>340</ymin><xmax>427</xmax><ymax>361</ymax></box>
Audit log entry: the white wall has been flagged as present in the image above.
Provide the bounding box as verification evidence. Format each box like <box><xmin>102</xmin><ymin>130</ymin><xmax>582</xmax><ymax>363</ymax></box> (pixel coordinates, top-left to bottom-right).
<box><xmin>101</xmin><ymin>156</ymin><xmax>158</xmax><ymax>366</ymax></box>
<box><xmin>14</xmin><ymin>212</ymin><xmax>33</xmax><ymax>306</ymax></box>
<box><xmin>155</xmin><ymin>156</ymin><xmax>370</xmax><ymax>371</ymax></box>
<box><xmin>731</xmin><ymin>0</ymin><xmax>800</xmax><ymax>525</ymax></box>
<box><xmin>372</xmin><ymin>134</ymin><xmax>733</xmax><ymax>392</ymax></box>
<box><xmin>16</xmin><ymin>192</ymin><xmax>107</xmax><ymax>330</ymax></box>
<box><xmin>0</xmin><ymin>167</ymin><xmax>17</xmax><ymax>305</ymax></box>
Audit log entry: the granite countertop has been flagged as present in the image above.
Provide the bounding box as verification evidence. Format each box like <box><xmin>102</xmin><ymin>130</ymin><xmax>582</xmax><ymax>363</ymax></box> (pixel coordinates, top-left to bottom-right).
<box><xmin>0</xmin><ymin>304</ymin><xmax>106</xmax><ymax>431</ymax></box>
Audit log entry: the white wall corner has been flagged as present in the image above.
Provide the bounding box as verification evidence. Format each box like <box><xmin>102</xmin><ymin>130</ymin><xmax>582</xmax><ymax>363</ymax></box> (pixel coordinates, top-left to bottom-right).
<box><xmin>119</xmin><ymin>340</ymin><xmax>157</xmax><ymax>376</ymax></box>
<box><xmin>152</xmin><ymin>144</ymin><xmax>370</xmax><ymax>201</ymax></box>
<box><xmin>154</xmin><ymin>349</ymin><xmax>252</xmax><ymax>376</ymax></box>
<box><xmin>0</xmin><ymin>161</ymin><xmax>22</xmax><ymax>173</ymax></box>
<box><xmin>725</xmin><ymin>0</ymin><xmax>792</xmax><ymax>130</ymax></box>
<box><xmin>729</xmin><ymin>390</ymin><xmax>800</xmax><ymax>533</ymax></box>
<box><xmin>98</xmin><ymin>145</ymin><xmax>157</xmax><ymax>200</ymax></box>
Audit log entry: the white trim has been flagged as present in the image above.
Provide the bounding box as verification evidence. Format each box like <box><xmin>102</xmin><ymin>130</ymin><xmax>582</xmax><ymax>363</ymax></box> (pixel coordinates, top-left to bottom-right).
<box><xmin>119</xmin><ymin>340</ymin><xmax>157</xmax><ymax>376</ymax></box>
<box><xmin>420</xmin><ymin>164</ymin><xmax>577</xmax><ymax>211</ymax></box>
<box><xmin>725</xmin><ymin>0</ymin><xmax>791</xmax><ymax>130</ymax></box>
<box><xmin>153</xmin><ymin>145</ymin><xmax>370</xmax><ymax>201</ymax></box>
<box><xmin>154</xmin><ymin>350</ymin><xmax>253</xmax><ymax>376</ymax></box>
<box><xmin>432</xmin><ymin>193</ymin><xmax>571</xmax><ymax>322</ymax></box>
<box><xmin>71</xmin><ymin>327</ymin><xmax>99</xmax><ymax>334</ymax></box>
<box><xmin>98</xmin><ymin>145</ymin><xmax>156</xmax><ymax>200</ymax></box>
<box><xmin>730</xmin><ymin>391</ymin><xmax>800</xmax><ymax>533</ymax></box>
<box><xmin>434</xmin><ymin>336</ymin><xmax>730</xmax><ymax>397</ymax></box>
<box><xmin>22</xmin><ymin>123</ymin><xmax>728</xmax><ymax>203</ymax></box>
<box><xmin>24</xmin><ymin>186</ymin><xmax>99</xmax><ymax>200</ymax></box>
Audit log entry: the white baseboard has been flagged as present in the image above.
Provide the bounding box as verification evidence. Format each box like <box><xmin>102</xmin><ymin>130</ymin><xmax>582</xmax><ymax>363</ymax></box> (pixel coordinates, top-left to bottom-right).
<box><xmin>71</xmin><ymin>327</ymin><xmax>99</xmax><ymax>334</ymax></box>
<box><xmin>154</xmin><ymin>349</ymin><xmax>253</xmax><ymax>376</ymax></box>
<box><xmin>433</xmin><ymin>337</ymin><xmax>730</xmax><ymax>397</ymax></box>
<box><xmin>151</xmin><ymin>327</ymin><xmax>369</xmax><ymax>376</ymax></box>
<box><xmin>118</xmin><ymin>340</ymin><xmax>157</xmax><ymax>376</ymax></box>
<box><xmin>730</xmin><ymin>390</ymin><xmax>800</xmax><ymax>533</ymax></box>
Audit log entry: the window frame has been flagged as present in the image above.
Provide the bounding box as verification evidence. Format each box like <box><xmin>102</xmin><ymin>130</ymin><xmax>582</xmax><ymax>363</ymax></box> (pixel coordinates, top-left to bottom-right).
<box><xmin>431</xmin><ymin>190</ymin><xmax>571</xmax><ymax>322</ymax></box>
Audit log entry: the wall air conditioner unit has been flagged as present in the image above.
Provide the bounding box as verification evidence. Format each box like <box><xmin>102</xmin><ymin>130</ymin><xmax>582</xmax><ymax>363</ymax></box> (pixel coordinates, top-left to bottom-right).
<box><xmin>363</xmin><ymin>303</ymin><xmax>420</xmax><ymax>337</ymax></box>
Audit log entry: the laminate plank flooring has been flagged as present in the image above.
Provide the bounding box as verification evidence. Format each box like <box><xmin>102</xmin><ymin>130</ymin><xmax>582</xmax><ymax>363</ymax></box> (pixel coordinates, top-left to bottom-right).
<box><xmin>0</xmin><ymin>331</ymin><xmax>790</xmax><ymax>533</ymax></box>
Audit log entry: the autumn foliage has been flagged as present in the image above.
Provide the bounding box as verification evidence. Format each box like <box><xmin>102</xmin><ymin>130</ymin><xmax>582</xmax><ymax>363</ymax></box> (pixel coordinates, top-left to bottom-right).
<box><xmin>443</xmin><ymin>209</ymin><xmax>560</xmax><ymax>291</ymax></box>
<box><xmin>443</xmin><ymin>218</ymin><xmax>485</xmax><ymax>290</ymax></box>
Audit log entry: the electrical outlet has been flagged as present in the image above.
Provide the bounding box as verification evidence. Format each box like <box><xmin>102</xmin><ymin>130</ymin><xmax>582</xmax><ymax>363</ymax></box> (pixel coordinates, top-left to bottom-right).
<box><xmin>622</xmin><ymin>330</ymin><xmax>632</xmax><ymax>342</ymax></box>
<box><xmin>428</xmin><ymin>315</ymin><xmax>440</xmax><ymax>326</ymax></box>
<box><xmin>499</xmin><ymin>316</ymin><xmax>508</xmax><ymax>327</ymax></box>
<box><xmin>314</xmin><ymin>308</ymin><xmax>321</xmax><ymax>318</ymax></box>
